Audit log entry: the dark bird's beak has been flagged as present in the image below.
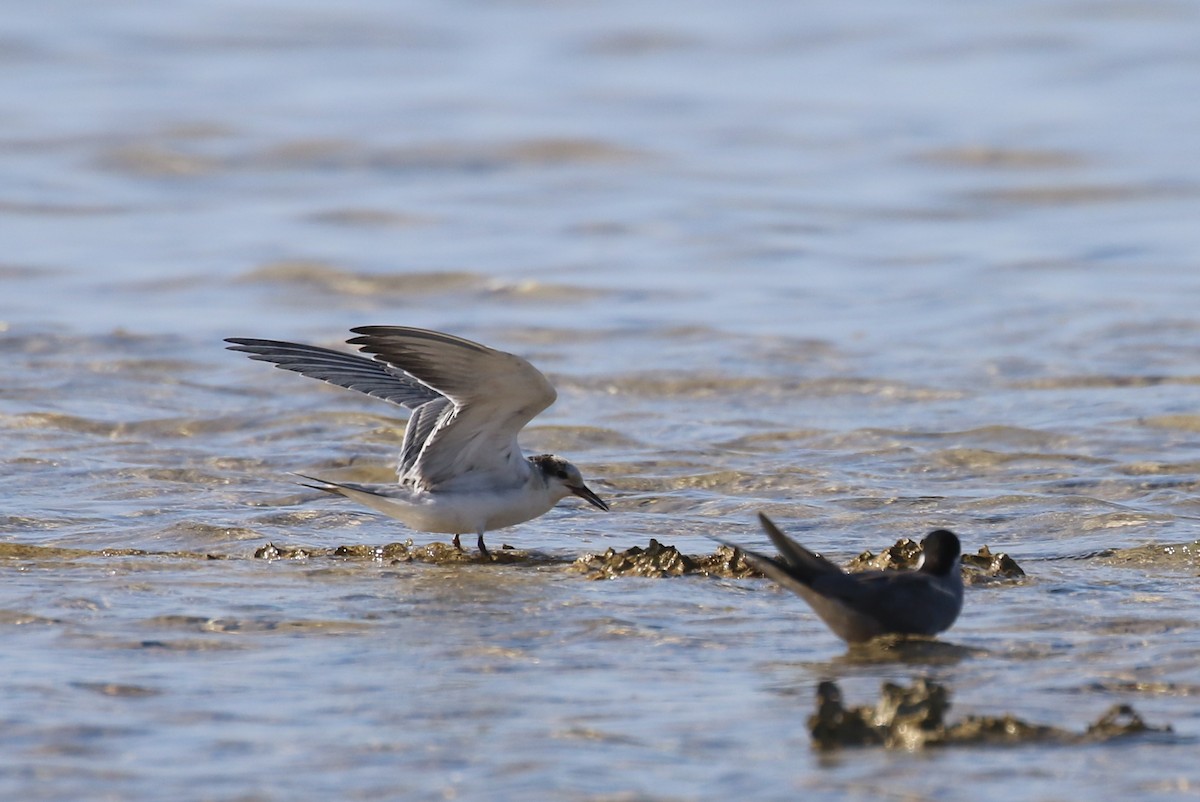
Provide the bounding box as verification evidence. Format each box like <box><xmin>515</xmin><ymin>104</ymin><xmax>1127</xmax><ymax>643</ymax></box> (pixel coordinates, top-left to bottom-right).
<box><xmin>570</xmin><ymin>483</ymin><xmax>610</xmax><ymax>512</ymax></box>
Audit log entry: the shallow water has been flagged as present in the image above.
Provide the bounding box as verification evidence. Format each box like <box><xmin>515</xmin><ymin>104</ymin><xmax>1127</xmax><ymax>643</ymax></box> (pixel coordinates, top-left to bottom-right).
<box><xmin>3</xmin><ymin>0</ymin><xmax>1200</xmax><ymax>799</ymax></box>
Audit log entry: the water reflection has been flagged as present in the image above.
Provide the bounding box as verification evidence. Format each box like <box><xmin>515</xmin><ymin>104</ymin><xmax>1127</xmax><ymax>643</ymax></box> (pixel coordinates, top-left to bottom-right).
<box><xmin>835</xmin><ymin>636</ymin><xmax>986</xmax><ymax>666</ymax></box>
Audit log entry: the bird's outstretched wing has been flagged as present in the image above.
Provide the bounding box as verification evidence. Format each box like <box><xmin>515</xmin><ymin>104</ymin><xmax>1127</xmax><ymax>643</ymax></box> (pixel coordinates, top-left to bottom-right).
<box><xmin>225</xmin><ymin>338</ymin><xmax>441</xmax><ymax>410</ymax></box>
<box><xmin>226</xmin><ymin>337</ymin><xmax>453</xmax><ymax>480</ymax></box>
<box><xmin>347</xmin><ymin>326</ymin><xmax>557</xmax><ymax>489</ymax></box>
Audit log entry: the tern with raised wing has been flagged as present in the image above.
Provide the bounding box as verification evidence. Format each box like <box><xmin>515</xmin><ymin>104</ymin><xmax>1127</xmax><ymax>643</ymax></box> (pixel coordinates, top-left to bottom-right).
<box><xmin>226</xmin><ymin>326</ymin><xmax>609</xmax><ymax>559</ymax></box>
<box><xmin>727</xmin><ymin>513</ymin><xmax>963</xmax><ymax>643</ymax></box>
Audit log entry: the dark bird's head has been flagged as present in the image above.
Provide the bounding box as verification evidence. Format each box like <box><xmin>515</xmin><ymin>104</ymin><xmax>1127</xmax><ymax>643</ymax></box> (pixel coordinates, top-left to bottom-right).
<box><xmin>530</xmin><ymin>454</ymin><xmax>609</xmax><ymax>511</ymax></box>
<box><xmin>917</xmin><ymin>529</ymin><xmax>961</xmax><ymax>576</ymax></box>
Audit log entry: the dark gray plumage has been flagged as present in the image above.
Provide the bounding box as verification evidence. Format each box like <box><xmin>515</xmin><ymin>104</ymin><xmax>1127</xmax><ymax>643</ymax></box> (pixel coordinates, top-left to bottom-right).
<box><xmin>730</xmin><ymin>513</ymin><xmax>964</xmax><ymax>644</ymax></box>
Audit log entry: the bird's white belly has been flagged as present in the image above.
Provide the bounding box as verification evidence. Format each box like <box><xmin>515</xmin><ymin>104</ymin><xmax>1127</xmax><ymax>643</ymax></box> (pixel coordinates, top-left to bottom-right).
<box><xmin>337</xmin><ymin>483</ymin><xmax>558</xmax><ymax>534</ymax></box>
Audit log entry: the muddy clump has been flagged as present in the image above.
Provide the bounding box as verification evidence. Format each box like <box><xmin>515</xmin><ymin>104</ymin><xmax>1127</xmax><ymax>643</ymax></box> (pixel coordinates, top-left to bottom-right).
<box><xmin>809</xmin><ymin>679</ymin><xmax>1169</xmax><ymax>750</ymax></box>
<box><xmin>249</xmin><ymin>534</ymin><xmax>1024</xmax><ymax>581</ymax></box>
<box><xmin>570</xmin><ymin>540</ymin><xmax>759</xmax><ymax>580</ymax></box>
<box><xmin>253</xmin><ymin>540</ymin><xmax>553</xmax><ymax>565</ymax></box>
<box><xmin>845</xmin><ymin>537</ymin><xmax>924</xmax><ymax>572</ymax></box>
<box><xmin>960</xmin><ymin>544</ymin><xmax>1025</xmax><ymax>582</ymax></box>
<box><xmin>847</xmin><ymin>539</ymin><xmax>1024</xmax><ymax>584</ymax></box>
<box><xmin>252</xmin><ymin>538</ymin><xmax>750</xmax><ymax>572</ymax></box>
<box><xmin>1098</xmin><ymin>540</ymin><xmax>1200</xmax><ymax>571</ymax></box>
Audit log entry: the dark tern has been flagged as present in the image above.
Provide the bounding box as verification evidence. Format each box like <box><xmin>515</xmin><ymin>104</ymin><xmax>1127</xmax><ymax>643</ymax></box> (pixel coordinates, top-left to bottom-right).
<box><xmin>729</xmin><ymin>513</ymin><xmax>963</xmax><ymax>643</ymax></box>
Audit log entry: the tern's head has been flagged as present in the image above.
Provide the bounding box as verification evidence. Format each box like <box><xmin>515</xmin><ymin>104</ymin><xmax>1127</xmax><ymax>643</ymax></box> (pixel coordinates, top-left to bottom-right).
<box><xmin>530</xmin><ymin>454</ymin><xmax>609</xmax><ymax>511</ymax></box>
<box><xmin>916</xmin><ymin>529</ymin><xmax>961</xmax><ymax>576</ymax></box>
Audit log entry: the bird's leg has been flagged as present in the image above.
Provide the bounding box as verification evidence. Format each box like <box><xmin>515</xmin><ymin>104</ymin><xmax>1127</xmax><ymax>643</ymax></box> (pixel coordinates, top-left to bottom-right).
<box><xmin>452</xmin><ymin>534</ymin><xmax>464</xmax><ymax>552</ymax></box>
<box><xmin>477</xmin><ymin>532</ymin><xmax>492</xmax><ymax>562</ymax></box>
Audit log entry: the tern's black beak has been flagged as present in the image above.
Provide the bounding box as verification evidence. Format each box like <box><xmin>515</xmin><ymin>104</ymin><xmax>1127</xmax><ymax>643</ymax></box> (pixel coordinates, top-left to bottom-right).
<box><xmin>570</xmin><ymin>483</ymin><xmax>610</xmax><ymax>512</ymax></box>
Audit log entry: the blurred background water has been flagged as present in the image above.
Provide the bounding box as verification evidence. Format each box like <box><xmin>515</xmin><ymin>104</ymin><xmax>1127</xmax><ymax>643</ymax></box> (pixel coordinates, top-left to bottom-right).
<box><xmin>2</xmin><ymin>0</ymin><xmax>1200</xmax><ymax>799</ymax></box>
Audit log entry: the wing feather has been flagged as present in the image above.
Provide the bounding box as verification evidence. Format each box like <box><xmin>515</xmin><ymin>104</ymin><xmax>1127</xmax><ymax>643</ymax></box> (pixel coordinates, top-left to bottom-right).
<box><xmin>756</xmin><ymin>513</ymin><xmax>844</xmax><ymax>581</ymax></box>
<box><xmin>397</xmin><ymin>397</ymin><xmax>453</xmax><ymax>480</ymax></box>
<box><xmin>225</xmin><ymin>338</ymin><xmax>439</xmax><ymax>410</ymax></box>
<box><xmin>347</xmin><ymin>326</ymin><xmax>556</xmax><ymax>488</ymax></box>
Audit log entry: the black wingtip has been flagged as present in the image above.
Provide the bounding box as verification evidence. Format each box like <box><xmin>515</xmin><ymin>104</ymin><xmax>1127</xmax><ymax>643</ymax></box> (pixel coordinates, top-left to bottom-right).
<box><xmin>224</xmin><ymin>336</ymin><xmax>271</xmax><ymax>352</ymax></box>
<box><xmin>756</xmin><ymin>512</ymin><xmax>793</xmax><ymax>549</ymax></box>
<box><xmin>706</xmin><ymin>535</ymin><xmax>777</xmax><ymax>576</ymax></box>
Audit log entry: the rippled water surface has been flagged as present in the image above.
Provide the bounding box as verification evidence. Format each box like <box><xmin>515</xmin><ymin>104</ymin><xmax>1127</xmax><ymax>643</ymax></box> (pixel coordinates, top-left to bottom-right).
<box><xmin>3</xmin><ymin>0</ymin><xmax>1200</xmax><ymax>799</ymax></box>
